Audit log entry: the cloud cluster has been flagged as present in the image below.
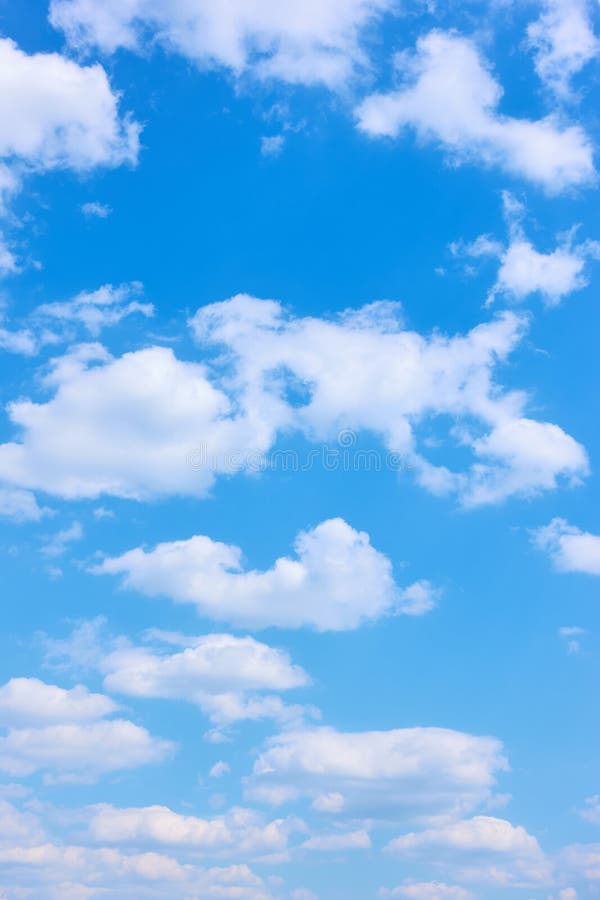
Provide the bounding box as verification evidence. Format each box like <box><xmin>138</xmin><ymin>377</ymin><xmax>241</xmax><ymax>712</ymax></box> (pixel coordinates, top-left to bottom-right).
<box><xmin>532</xmin><ymin>518</ymin><xmax>600</xmax><ymax>575</ymax></box>
<box><xmin>93</xmin><ymin>518</ymin><xmax>436</xmax><ymax>630</ymax></box>
<box><xmin>356</xmin><ymin>30</ymin><xmax>595</xmax><ymax>192</ymax></box>
<box><xmin>454</xmin><ymin>192</ymin><xmax>600</xmax><ymax>307</ymax></box>
<box><xmin>0</xmin><ymin>837</ymin><xmax>273</xmax><ymax>899</ymax></box>
<box><xmin>43</xmin><ymin>620</ymin><xmax>315</xmax><ymax>736</ymax></box>
<box><xmin>385</xmin><ymin>815</ymin><xmax>552</xmax><ymax>887</ymax></box>
<box><xmin>0</xmin><ymin>677</ymin><xmax>172</xmax><ymax>783</ymax></box>
<box><xmin>244</xmin><ymin>725</ymin><xmax>508</xmax><ymax>822</ymax></box>
<box><xmin>50</xmin><ymin>0</ymin><xmax>398</xmax><ymax>89</ymax></box>
<box><xmin>527</xmin><ymin>0</ymin><xmax>599</xmax><ymax>100</ymax></box>
<box><xmin>0</xmin><ymin>295</ymin><xmax>587</xmax><ymax>510</ymax></box>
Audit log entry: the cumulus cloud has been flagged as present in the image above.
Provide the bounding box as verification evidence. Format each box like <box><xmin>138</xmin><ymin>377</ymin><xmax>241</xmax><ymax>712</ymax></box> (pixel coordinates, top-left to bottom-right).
<box><xmin>0</xmin><ymin>677</ymin><xmax>172</xmax><ymax>783</ymax></box>
<box><xmin>42</xmin><ymin>621</ymin><xmax>315</xmax><ymax>734</ymax></box>
<box><xmin>0</xmin><ymin>295</ymin><xmax>587</xmax><ymax>508</ymax></box>
<box><xmin>385</xmin><ymin>815</ymin><xmax>552</xmax><ymax>887</ymax></box>
<box><xmin>356</xmin><ymin>30</ymin><xmax>595</xmax><ymax>192</ymax></box>
<box><xmin>50</xmin><ymin>0</ymin><xmax>397</xmax><ymax>89</ymax></box>
<box><xmin>379</xmin><ymin>884</ymin><xmax>473</xmax><ymax>900</ymax></box>
<box><xmin>191</xmin><ymin>294</ymin><xmax>587</xmax><ymax>507</ymax></box>
<box><xmin>0</xmin><ymin>842</ymin><xmax>272</xmax><ymax>899</ymax></box>
<box><xmin>93</xmin><ymin>517</ymin><xmax>435</xmax><ymax>631</ymax></box>
<box><xmin>0</xmin><ymin>678</ymin><xmax>117</xmax><ymax>727</ymax></box>
<box><xmin>244</xmin><ymin>726</ymin><xmax>508</xmax><ymax>822</ymax></box>
<box><xmin>527</xmin><ymin>0</ymin><xmax>599</xmax><ymax>100</ymax></box>
<box><xmin>0</xmin><ymin>38</ymin><xmax>138</xmax><ymax>173</ymax></box>
<box><xmin>87</xmin><ymin>803</ymin><xmax>304</xmax><ymax>859</ymax></box>
<box><xmin>532</xmin><ymin>518</ymin><xmax>600</xmax><ymax>575</ymax></box>
<box><xmin>454</xmin><ymin>192</ymin><xmax>600</xmax><ymax>307</ymax></box>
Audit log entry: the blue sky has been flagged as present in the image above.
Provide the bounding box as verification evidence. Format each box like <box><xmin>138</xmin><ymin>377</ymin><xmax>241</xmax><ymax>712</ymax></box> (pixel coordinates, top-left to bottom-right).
<box><xmin>0</xmin><ymin>1</ymin><xmax>599</xmax><ymax>898</ymax></box>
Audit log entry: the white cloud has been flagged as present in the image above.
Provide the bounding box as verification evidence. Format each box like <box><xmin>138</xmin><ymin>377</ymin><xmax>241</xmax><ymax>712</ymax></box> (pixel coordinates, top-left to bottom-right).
<box><xmin>0</xmin><ymin>678</ymin><xmax>117</xmax><ymax>727</ymax></box>
<box><xmin>80</xmin><ymin>201</ymin><xmax>111</xmax><ymax>219</ymax></box>
<box><xmin>0</xmin><ymin>38</ymin><xmax>139</xmax><ymax>173</ymax></box>
<box><xmin>0</xmin><ymin>719</ymin><xmax>173</xmax><ymax>783</ymax></box>
<box><xmin>0</xmin><ymin>676</ymin><xmax>172</xmax><ymax>783</ymax></box>
<box><xmin>454</xmin><ymin>192</ymin><xmax>600</xmax><ymax>307</ymax></box>
<box><xmin>93</xmin><ymin>517</ymin><xmax>434</xmax><ymax>631</ymax></box>
<box><xmin>379</xmin><ymin>884</ymin><xmax>473</xmax><ymax>900</ymax></box>
<box><xmin>532</xmin><ymin>518</ymin><xmax>600</xmax><ymax>575</ymax></box>
<box><xmin>0</xmin><ymin>842</ymin><xmax>272</xmax><ymax>898</ymax></box>
<box><xmin>0</xmin><ymin>488</ymin><xmax>48</xmax><ymax>522</ymax></box>
<box><xmin>0</xmin><ymin>341</ymin><xmax>269</xmax><ymax>500</ymax></box>
<box><xmin>43</xmin><ymin>623</ymin><xmax>315</xmax><ymax>732</ymax></box>
<box><xmin>0</xmin><ymin>800</ymin><xmax>45</xmax><ymax>848</ymax></box>
<box><xmin>561</xmin><ymin>843</ymin><xmax>600</xmax><ymax>881</ymax></box>
<box><xmin>209</xmin><ymin>761</ymin><xmax>231</xmax><ymax>778</ymax></box>
<box><xmin>301</xmin><ymin>829</ymin><xmax>371</xmax><ymax>851</ymax></box>
<box><xmin>244</xmin><ymin>726</ymin><xmax>508</xmax><ymax>822</ymax></box>
<box><xmin>100</xmin><ymin>632</ymin><xmax>313</xmax><ymax>728</ymax></box>
<box><xmin>50</xmin><ymin>0</ymin><xmax>398</xmax><ymax>89</ymax></box>
<box><xmin>356</xmin><ymin>30</ymin><xmax>595</xmax><ymax>192</ymax></box>
<box><xmin>87</xmin><ymin>803</ymin><xmax>304</xmax><ymax>858</ymax></box>
<box><xmin>261</xmin><ymin>135</ymin><xmax>286</xmax><ymax>157</ymax></box>
<box><xmin>191</xmin><ymin>294</ymin><xmax>587</xmax><ymax>507</ymax></box>
<box><xmin>40</xmin><ymin>521</ymin><xmax>83</xmax><ymax>558</ymax></box>
<box><xmin>385</xmin><ymin>815</ymin><xmax>552</xmax><ymax>887</ymax></box>
<box><xmin>0</xmin><ymin>295</ymin><xmax>587</xmax><ymax>508</ymax></box>
<box><xmin>33</xmin><ymin>282</ymin><xmax>153</xmax><ymax>336</ymax></box>
<box><xmin>527</xmin><ymin>0</ymin><xmax>599</xmax><ymax>100</ymax></box>
<box><xmin>578</xmin><ymin>795</ymin><xmax>600</xmax><ymax>825</ymax></box>
<box><xmin>0</xmin><ymin>235</ymin><xmax>18</xmax><ymax>277</ymax></box>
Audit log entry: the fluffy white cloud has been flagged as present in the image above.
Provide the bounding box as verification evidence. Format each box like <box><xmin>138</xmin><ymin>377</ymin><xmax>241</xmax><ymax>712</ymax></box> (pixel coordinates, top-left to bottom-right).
<box><xmin>0</xmin><ymin>842</ymin><xmax>272</xmax><ymax>899</ymax></box>
<box><xmin>50</xmin><ymin>0</ymin><xmax>397</xmax><ymax>89</ymax></box>
<box><xmin>0</xmin><ymin>719</ymin><xmax>173</xmax><ymax>783</ymax></box>
<box><xmin>527</xmin><ymin>0</ymin><xmax>599</xmax><ymax>99</ymax></box>
<box><xmin>33</xmin><ymin>282</ymin><xmax>154</xmax><ymax>336</ymax></box>
<box><xmin>101</xmin><ymin>632</ymin><xmax>313</xmax><ymax>728</ymax></box>
<box><xmin>93</xmin><ymin>518</ymin><xmax>434</xmax><ymax>631</ymax></box>
<box><xmin>0</xmin><ymin>487</ymin><xmax>48</xmax><ymax>521</ymax></box>
<box><xmin>192</xmin><ymin>294</ymin><xmax>587</xmax><ymax>507</ymax></box>
<box><xmin>454</xmin><ymin>192</ymin><xmax>600</xmax><ymax>307</ymax></box>
<box><xmin>0</xmin><ymin>678</ymin><xmax>117</xmax><ymax>727</ymax></box>
<box><xmin>0</xmin><ymin>800</ymin><xmax>45</xmax><ymax>848</ymax></box>
<box><xmin>0</xmin><ymin>295</ymin><xmax>586</xmax><ymax>508</ymax></box>
<box><xmin>87</xmin><ymin>803</ymin><xmax>304</xmax><ymax>859</ymax></box>
<box><xmin>244</xmin><ymin>726</ymin><xmax>508</xmax><ymax>822</ymax></box>
<box><xmin>0</xmin><ymin>676</ymin><xmax>172</xmax><ymax>783</ymax></box>
<box><xmin>379</xmin><ymin>884</ymin><xmax>473</xmax><ymax>900</ymax></box>
<box><xmin>0</xmin><ymin>38</ymin><xmax>139</xmax><ymax>173</ymax></box>
<box><xmin>0</xmin><ymin>341</ymin><xmax>271</xmax><ymax>500</ymax></box>
<box><xmin>356</xmin><ymin>30</ymin><xmax>595</xmax><ymax>192</ymax></box>
<box><xmin>301</xmin><ymin>829</ymin><xmax>371</xmax><ymax>851</ymax></box>
<box><xmin>385</xmin><ymin>815</ymin><xmax>552</xmax><ymax>887</ymax></box>
<box><xmin>532</xmin><ymin>518</ymin><xmax>600</xmax><ymax>575</ymax></box>
<box><xmin>42</xmin><ymin>622</ymin><xmax>314</xmax><ymax>733</ymax></box>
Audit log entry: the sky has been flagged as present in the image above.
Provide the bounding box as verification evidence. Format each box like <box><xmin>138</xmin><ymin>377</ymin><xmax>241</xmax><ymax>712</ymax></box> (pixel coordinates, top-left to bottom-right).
<box><xmin>0</xmin><ymin>0</ymin><xmax>599</xmax><ymax>898</ymax></box>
